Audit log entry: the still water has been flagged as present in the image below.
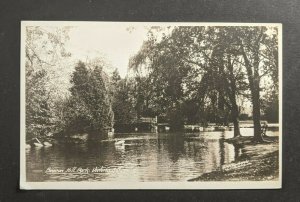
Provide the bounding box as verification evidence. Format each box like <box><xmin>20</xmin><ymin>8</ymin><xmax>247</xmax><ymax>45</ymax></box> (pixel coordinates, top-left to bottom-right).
<box><xmin>26</xmin><ymin>128</ymin><xmax>278</xmax><ymax>182</ymax></box>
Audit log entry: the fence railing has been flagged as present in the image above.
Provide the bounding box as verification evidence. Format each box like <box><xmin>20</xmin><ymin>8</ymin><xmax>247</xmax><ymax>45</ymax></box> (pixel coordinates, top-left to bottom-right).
<box><xmin>135</xmin><ymin>117</ymin><xmax>157</xmax><ymax>124</ymax></box>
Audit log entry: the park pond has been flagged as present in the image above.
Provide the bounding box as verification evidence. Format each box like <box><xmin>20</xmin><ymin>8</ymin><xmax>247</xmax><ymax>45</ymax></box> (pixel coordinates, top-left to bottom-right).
<box><xmin>26</xmin><ymin>128</ymin><xmax>279</xmax><ymax>182</ymax></box>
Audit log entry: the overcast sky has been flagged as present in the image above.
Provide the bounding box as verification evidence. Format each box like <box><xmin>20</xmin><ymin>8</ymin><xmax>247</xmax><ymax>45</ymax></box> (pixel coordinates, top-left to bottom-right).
<box><xmin>65</xmin><ymin>24</ymin><xmax>149</xmax><ymax>78</ymax></box>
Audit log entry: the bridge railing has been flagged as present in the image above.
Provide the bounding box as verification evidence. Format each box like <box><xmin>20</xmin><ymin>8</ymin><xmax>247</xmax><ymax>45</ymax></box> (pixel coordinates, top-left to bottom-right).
<box><xmin>136</xmin><ymin>117</ymin><xmax>157</xmax><ymax>124</ymax></box>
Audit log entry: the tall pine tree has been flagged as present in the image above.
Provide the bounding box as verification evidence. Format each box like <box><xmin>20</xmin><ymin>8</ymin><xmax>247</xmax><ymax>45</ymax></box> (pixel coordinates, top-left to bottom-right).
<box><xmin>68</xmin><ymin>61</ymin><xmax>113</xmax><ymax>134</ymax></box>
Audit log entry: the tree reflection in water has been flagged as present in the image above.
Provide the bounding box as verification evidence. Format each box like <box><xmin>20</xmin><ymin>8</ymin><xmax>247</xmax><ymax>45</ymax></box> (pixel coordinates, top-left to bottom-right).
<box><xmin>26</xmin><ymin>129</ymin><xmax>278</xmax><ymax>182</ymax></box>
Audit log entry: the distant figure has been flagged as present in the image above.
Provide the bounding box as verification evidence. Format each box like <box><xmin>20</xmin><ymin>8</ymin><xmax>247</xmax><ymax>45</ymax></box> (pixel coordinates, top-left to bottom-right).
<box><xmin>261</xmin><ymin>121</ymin><xmax>268</xmax><ymax>137</ymax></box>
<box><xmin>108</xmin><ymin>129</ymin><xmax>114</xmax><ymax>139</ymax></box>
<box><xmin>165</xmin><ymin>126</ymin><xmax>170</xmax><ymax>132</ymax></box>
<box><xmin>135</xmin><ymin>127</ymin><xmax>138</xmax><ymax>132</ymax></box>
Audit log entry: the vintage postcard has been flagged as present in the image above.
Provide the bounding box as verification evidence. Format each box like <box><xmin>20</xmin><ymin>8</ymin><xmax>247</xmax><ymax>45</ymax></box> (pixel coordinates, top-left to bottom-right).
<box><xmin>20</xmin><ymin>21</ymin><xmax>282</xmax><ymax>189</ymax></box>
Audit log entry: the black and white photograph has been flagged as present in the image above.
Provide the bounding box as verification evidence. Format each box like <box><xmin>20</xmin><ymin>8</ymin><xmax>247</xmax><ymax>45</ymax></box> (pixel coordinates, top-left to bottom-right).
<box><xmin>20</xmin><ymin>22</ymin><xmax>282</xmax><ymax>189</ymax></box>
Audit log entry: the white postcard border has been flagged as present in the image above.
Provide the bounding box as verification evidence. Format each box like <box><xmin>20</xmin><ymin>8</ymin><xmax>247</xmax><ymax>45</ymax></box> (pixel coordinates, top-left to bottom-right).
<box><xmin>20</xmin><ymin>21</ymin><xmax>282</xmax><ymax>190</ymax></box>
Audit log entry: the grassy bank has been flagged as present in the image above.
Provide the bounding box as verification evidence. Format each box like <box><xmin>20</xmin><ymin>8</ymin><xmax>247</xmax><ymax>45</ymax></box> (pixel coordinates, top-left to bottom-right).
<box><xmin>189</xmin><ymin>136</ymin><xmax>279</xmax><ymax>181</ymax></box>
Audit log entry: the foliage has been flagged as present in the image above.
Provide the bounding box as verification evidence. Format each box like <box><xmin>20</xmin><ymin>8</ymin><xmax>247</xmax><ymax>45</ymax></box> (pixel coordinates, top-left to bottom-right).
<box><xmin>25</xmin><ymin>26</ymin><xmax>71</xmax><ymax>140</ymax></box>
<box><xmin>261</xmin><ymin>90</ymin><xmax>279</xmax><ymax>123</ymax></box>
<box><xmin>25</xmin><ymin>67</ymin><xmax>52</xmax><ymax>139</ymax></box>
<box><xmin>112</xmin><ymin>78</ymin><xmax>137</xmax><ymax>124</ymax></box>
<box><xmin>25</xmin><ymin>25</ymin><xmax>279</xmax><ymax>141</ymax></box>
<box><xmin>66</xmin><ymin>61</ymin><xmax>113</xmax><ymax>133</ymax></box>
<box><xmin>129</xmin><ymin>26</ymin><xmax>279</xmax><ymax>139</ymax></box>
<box><xmin>234</xmin><ymin>26</ymin><xmax>278</xmax><ymax>141</ymax></box>
<box><xmin>103</xmin><ymin>68</ymin><xmax>137</xmax><ymax>125</ymax></box>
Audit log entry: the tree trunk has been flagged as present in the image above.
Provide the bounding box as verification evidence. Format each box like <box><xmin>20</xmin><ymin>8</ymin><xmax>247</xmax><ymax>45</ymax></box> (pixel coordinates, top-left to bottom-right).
<box><xmin>240</xmin><ymin>43</ymin><xmax>263</xmax><ymax>142</ymax></box>
<box><xmin>252</xmin><ymin>40</ymin><xmax>263</xmax><ymax>142</ymax></box>
<box><xmin>232</xmin><ymin>103</ymin><xmax>241</xmax><ymax>137</ymax></box>
<box><xmin>226</xmin><ymin>54</ymin><xmax>241</xmax><ymax>138</ymax></box>
<box><xmin>228</xmin><ymin>78</ymin><xmax>241</xmax><ymax>138</ymax></box>
<box><xmin>252</xmin><ymin>81</ymin><xmax>263</xmax><ymax>142</ymax></box>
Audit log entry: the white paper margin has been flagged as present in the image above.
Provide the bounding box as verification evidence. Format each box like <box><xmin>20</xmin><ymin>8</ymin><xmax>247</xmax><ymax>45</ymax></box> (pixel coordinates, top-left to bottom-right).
<box><xmin>20</xmin><ymin>21</ymin><xmax>282</xmax><ymax>190</ymax></box>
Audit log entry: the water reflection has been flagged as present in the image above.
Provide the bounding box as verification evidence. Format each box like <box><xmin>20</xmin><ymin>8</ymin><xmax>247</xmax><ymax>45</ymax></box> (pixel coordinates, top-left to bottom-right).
<box><xmin>26</xmin><ymin>128</ymin><xmax>279</xmax><ymax>182</ymax></box>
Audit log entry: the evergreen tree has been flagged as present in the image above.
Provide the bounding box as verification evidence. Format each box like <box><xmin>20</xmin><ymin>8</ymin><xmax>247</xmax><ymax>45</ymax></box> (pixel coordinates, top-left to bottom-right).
<box><xmin>68</xmin><ymin>61</ymin><xmax>113</xmax><ymax>133</ymax></box>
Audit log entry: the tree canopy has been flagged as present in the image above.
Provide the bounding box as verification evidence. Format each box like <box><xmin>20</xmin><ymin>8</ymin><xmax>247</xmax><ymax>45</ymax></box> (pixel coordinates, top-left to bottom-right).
<box><xmin>129</xmin><ymin>26</ymin><xmax>279</xmax><ymax>139</ymax></box>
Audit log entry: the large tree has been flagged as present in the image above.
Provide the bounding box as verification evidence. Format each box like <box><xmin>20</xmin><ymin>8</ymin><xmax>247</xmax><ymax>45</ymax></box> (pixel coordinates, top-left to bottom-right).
<box><xmin>154</xmin><ymin>26</ymin><xmax>245</xmax><ymax>136</ymax></box>
<box><xmin>208</xmin><ymin>27</ymin><xmax>249</xmax><ymax>137</ymax></box>
<box><xmin>68</xmin><ymin>61</ymin><xmax>113</xmax><ymax>133</ymax></box>
<box><xmin>25</xmin><ymin>26</ymin><xmax>71</xmax><ymax>140</ymax></box>
<box><xmin>129</xmin><ymin>30</ymin><xmax>191</xmax><ymax>130</ymax></box>
<box><xmin>129</xmin><ymin>26</ymin><xmax>278</xmax><ymax>140</ymax></box>
<box><xmin>234</xmin><ymin>26</ymin><xmax>278</xmax><ymax>141</ymax></box>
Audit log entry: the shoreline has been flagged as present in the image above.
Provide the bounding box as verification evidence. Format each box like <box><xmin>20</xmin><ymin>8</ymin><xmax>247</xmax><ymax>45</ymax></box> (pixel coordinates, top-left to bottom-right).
<box><xmin>188</xmin><ymin>136</ymin><xmax>279</xmax><ymax>181</ymax></box>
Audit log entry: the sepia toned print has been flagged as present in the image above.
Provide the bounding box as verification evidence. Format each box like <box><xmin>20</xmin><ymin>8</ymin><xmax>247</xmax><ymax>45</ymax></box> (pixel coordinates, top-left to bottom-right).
<box><xmin>20</xmin><ymin>22</ymin><xmax>282</xmax><ymax>189</ymax></box>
